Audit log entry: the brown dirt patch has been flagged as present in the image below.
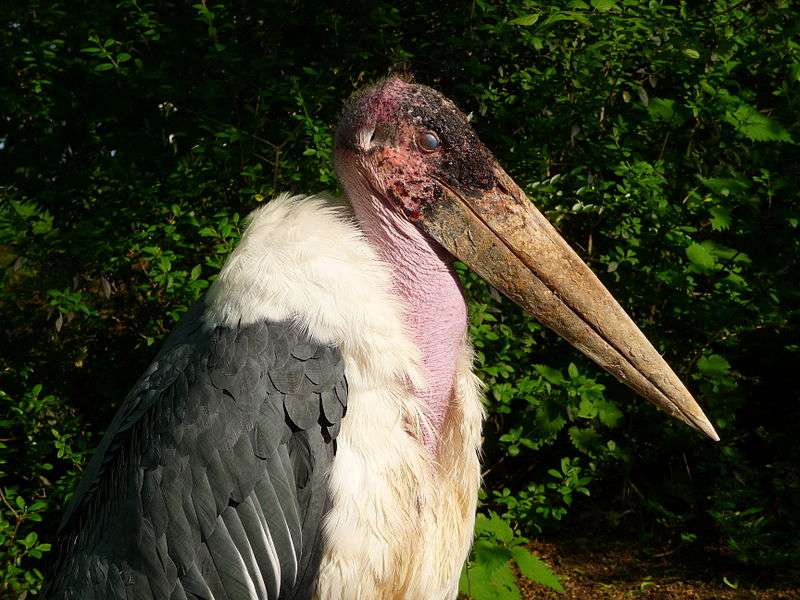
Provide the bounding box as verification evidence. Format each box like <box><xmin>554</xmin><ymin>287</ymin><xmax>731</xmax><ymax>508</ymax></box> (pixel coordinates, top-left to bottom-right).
<box><xmin>519</xmin><ymin>533</ymin><xmax>799</xmax><ymax>599</ymax></box>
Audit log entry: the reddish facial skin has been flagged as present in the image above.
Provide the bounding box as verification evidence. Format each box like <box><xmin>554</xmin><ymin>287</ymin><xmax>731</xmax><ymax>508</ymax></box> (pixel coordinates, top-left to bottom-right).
<box><xmin>335</xmin><ymin>77</ymin><xmax>497</xmax><ymax>223</ymax></box>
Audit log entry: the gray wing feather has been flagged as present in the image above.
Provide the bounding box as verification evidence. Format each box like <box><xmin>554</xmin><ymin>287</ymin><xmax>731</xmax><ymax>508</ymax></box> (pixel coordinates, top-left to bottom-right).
<box><xmin>238</xmin><ymin>497</ymin><xmax>281</xmax><ymax>598</ymax></box>
<box><xmin>223</xmin><ymin>507</ymin><xmax>268</xmax><ymax>598</ymax></box>
<box><xmin>253</xmin><ymin>463</ymin><xmax>298</xmax><ymax>592</ymax></box>
<box><xmin>45</xmin><ymin>299</ymin><xmax>347</xmax><ymax>599</ymax></box>
<box><xmin>206</xmin><ymin>516</ymin><xmax>259</xmax><ymax>599</ymax></box>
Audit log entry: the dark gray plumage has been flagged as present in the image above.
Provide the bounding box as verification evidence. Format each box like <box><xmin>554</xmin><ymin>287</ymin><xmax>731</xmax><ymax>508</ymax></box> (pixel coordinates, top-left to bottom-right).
<box><xmin>45</xmin><ymin>300</ymin><xmax>347</xmax><ymax>600</ymax></box>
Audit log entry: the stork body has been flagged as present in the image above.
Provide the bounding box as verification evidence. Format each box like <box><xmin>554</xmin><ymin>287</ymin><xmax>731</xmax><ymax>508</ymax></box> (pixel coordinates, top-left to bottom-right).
<box><xmin>48</xmin><ymin>77</ymin><xmax>717</xmax><ymax>599</ymax></box>
<box><xmin>47</xmin><ymin>194</ymin><xmax>482</xmax><ymax>599</ymax></box>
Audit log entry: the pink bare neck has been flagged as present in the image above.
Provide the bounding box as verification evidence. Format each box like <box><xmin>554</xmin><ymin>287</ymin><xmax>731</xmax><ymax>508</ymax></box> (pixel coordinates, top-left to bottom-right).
<box><xmin>351</xmin><ymin>191</ymin><xmax>468</xmax><ymax>455</ymax></box>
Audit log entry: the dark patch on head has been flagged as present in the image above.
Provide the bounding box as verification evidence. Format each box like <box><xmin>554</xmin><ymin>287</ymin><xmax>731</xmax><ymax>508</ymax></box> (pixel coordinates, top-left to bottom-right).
<box><xmin>398</xmin><ymin>84</ymin><xmax>497</xmax><ymax>195</ymax></box>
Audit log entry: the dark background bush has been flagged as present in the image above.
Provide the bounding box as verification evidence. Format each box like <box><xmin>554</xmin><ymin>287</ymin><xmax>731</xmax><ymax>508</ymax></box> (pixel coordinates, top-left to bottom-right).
<box><xmin>1</xmin><ymin>1</ymin><xmax>798</xmax><ymax>596</ymax></box>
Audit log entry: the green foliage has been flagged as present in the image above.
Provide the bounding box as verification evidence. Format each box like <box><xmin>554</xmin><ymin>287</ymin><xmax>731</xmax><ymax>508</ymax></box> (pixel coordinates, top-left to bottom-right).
<box><xmin>460</xmin><ymin>512</ymin><xmax>564</xmax><ymax>599</ymax></box>
<box><xmin>723</xmin><ymin>103</ymin><xmax>794</xmax><ymax>143</ymax></box>
<box><xmin>0</xmin><ymin>381</ymin><xmax>90</xmax><ymax>597</ymax></box>
<box><xmin>1</xmin><ymin>0</ymin><xmax>799</xmax><ymax>594</ymax></box>
<box><xmin>0</xmin><ymin>488</ymin><xmax>52</xmax><ymax>596</ymax></box>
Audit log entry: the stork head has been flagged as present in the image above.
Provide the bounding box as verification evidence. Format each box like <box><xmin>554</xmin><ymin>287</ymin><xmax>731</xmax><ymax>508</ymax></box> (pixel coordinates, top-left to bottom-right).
<box><xmin>334</xmin><ymin>76</ymin><xmax>718</xmax><ymax>441</ymax></box>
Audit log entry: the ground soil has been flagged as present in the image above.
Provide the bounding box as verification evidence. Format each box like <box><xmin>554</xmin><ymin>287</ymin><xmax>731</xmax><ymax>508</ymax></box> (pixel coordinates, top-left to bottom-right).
<box><xmin>518</xmin><ymin>525</ymin><xmax>799</xmax><ymax>599</ymax></box>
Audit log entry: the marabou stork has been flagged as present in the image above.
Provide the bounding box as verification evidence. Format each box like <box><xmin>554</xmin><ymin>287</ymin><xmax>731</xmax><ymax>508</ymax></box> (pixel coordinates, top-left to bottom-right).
<box><xmin>46</xmin><ymin>76</ymin><xmax>718</xmax><ymax>600</ymax></box>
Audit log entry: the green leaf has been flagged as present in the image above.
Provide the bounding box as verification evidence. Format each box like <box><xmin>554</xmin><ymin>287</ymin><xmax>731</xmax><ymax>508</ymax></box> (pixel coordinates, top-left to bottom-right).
<box><xmin>591</xmin><ymin>0</ymin><xmax>618</xmax><ymax>11</ymax></box>
<box><xmin>94</xmin><ymin>63</ymin><xmax>114</xmax><ymax>72</ymax></box>
<box><xmin>578</xmin><ymin>397</ymin><xmax>597</xmax><ymax>419</ymax></box>
<box><xmin>724</xmin><ymin>104</ymin><xmax>794</xmax><ymax>143</ymax></box>
<box><xmin>584</xmin><ymin>40</ymin><xmax>612</xmax><ymax>53</ymax></box>
<box><xmin>460</xmin><ymin>558</ymin><xmax>520</xmax><ymax>600</ymax></box>
<box><xmin>596</xmin><ymin>400</ymin><xmax>623</xmax><ymax>428</ymax></box>
<box><xmin>707</xmin><ymin>242</ymin><xmax>749</xmax><ymax>263</ymax></box>
<box><xmin>474</xmin><ymin>539</ymin><xmax>513</xmax><ymax>568</ymax></box>
<box><xmin>31</xmin><ymin>212</ymin><xmax>54</xmax><ymax>234</ymax></box>
<box><xmin>509</xmin><ymin>13</ymin><xmax>540</xmax><ymax>26</ymax></box>
<box><xmin>697</xmin><ymin>175</ymin><xmax>751</xmax><ymax>196</ymax></box>
<box><xmin>686</xmin><ymin>242</ymin><xmax>717</xmax><ymax>271</ymax></box>
<box><xmin>461</xmin><ymin>539</ymin><xmax>522</xmax><ymax>599</ymax></box>
<box><xmin>116</xmin><ymin>52</ymin><xmax>132</xmax><ymax>63</ymax></box>
<box><xmin>540</xmin><ymin>11</ymin><xmax>591</xmax><ymax>28</ymax></box>
<box><xmin>709</xmin><ymin>206</ymin><xmax>732</xmax><ymax>231</ymax></box>
<box><xmin>647</xmin><ymin>97</ymin><xmax>676</xmax><ymax>121</ymax></box>
<box><xmin>682</xmin><ymin>48</ymin><xmax>700</xmax><ymax>59</ymax></box>
<box><xmin>568</xmin><ymin>426</ymin><xmax>603</xmax><ymax>454</ymax></box>
<box><xmin>535</xmin><ymin>364</ymin><xmax>565</xmax><ymax>385</ymax></box>
<box><xmin>535</xmin><ymin>405</ymin><xmax>567</xmax><ymax>435</ymax></box>
<box><xmin>510</xmin><ymin>546</ymin><xmax>565</xmax><ymax>593</ymax></box>
<box><xmin>698</xmin><ymin>354</ymin><xmax>731</xmax><ymax>375</ymax></box>
<box><xmin>687</xmin><ymin>240</ymin><xmax>749</xmax><ymax>269</ymax></box>
<box><xmin>475</xmin><ymin>512</ymin><xmax>515</xmax><ymax>544</ymax></box>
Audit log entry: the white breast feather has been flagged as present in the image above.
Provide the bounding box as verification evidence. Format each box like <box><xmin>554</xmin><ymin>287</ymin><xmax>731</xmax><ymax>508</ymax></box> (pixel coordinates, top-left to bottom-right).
<box><xmin>207</xmin><ymin>193</ymin><xmax>484</xmax><ymax>599</ymax></box>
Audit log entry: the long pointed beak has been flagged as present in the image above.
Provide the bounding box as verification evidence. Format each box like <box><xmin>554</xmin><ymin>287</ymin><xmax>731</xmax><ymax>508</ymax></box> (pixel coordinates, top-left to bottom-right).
<box><xmin>421</xmin><ymin>165</ymin><xmax>719</xmax><ymax>441</ymax></box>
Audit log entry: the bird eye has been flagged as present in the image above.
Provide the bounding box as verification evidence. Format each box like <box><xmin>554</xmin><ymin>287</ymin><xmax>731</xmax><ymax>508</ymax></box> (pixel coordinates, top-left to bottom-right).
<box><xmin>418</xmin><ymin>131</ymin><xmax>440</xmax><ymax>152</ymax></box>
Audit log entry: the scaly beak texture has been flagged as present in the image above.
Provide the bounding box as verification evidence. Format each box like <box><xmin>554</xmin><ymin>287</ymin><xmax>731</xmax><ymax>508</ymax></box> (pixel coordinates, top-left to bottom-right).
<box><xmin>422</xmin><ymin>165</ymin><xmax>719</xmax><ymax>441</ymax></box>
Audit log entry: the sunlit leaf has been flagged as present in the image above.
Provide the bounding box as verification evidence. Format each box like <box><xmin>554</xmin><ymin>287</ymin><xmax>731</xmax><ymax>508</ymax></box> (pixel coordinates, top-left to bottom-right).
<box><xmin>686</xmin><ymin>242</ymin><xmax>717</xmax><ymax>270</ymax></box>
<box><xmin>540</xmin><ymin>11</ymin><xmax>592</xmax><ymax>28</ymax></box>
<box><xmin>647</xmin><ymin>97</ymin><xmax>676</xmax><ymax>121</ymax></box>
<box><xmin>510</xmin><ymin>546</ymin><xmax>565</xmax><ymax>593</ymax></box>
<box><xmin>596</xmin><ymin>400</ymin><xmax>623</xmax><ymax>428</ymax></box>
<box><xmin>475</xmin><ymin>513</ymin><xmax>515</xmax><ymax>544</ymax></box>
<box><xmin>724</xmin><ymin>104</ymin><xmax>794</xmax><ymax>143</ymax></box>
<box><xmin>697</xmin><ymin>175</ymin><xmax>751</xmax><ymax>196</ymax></box>
<box><xmin>535</xmin><ymin>364</ymin><xmax>565</xmax><ymax>385</ymax></box>
<box><xmin>698</xmin><ymin>354</ymin><xmax>731</xmax><ymax>375</ymax></box>
<box><xmin>709</xmin><ymin>206</ymin><xmax>732</xmax><ymax>231</ymax></box>
<box><xmin>509</xmin><ymin>13</ymin><xmax>540</xmax><ymax>26</ymax></box>
<box><xmin>460</xmin><ymin>558</ymin><xmax>520</xmax><ymax>600</ymax></box>
<box><xmin>568</xmin><ymin>426</ymin><xmax>603</xmax><ymax>454</ymax></box>
<box><xmin>591</xmin><ymin>0</ymin><xmax>618</xmax><ymax>12</ymax></box>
